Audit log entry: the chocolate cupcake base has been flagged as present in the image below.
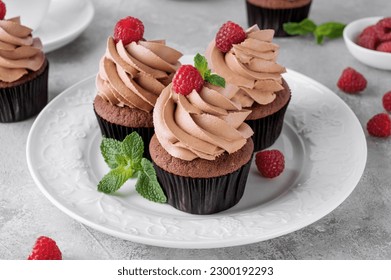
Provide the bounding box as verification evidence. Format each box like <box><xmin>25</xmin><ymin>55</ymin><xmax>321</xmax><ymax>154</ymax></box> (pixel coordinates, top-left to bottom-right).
<box><xmin>150</xmin><ymin>135</ymin><xmax>254</xmax><ymax>215</ymax></box>
<box><xmin>94</xmin><ymin>110</ymin><xmax>154</xmax><ymax>160</ymax></box>
<box><xmin>246</xmin><ymin>1</ymin><xmax>312</xmax><ymax>37</ymax></box>
<box><xmin>154</xmin><ymin>158</ymin><xmax>252</xmax><ymax>215</ymax></box>
<box><xmin>0</xmin><ymin>60</ymin><xmax>49</xmax><ymax>123</ymax></box>
<box><xmin>246</xmin><ymin>97</ymin><xmax>290</xmax><ymax>152</ymax></box>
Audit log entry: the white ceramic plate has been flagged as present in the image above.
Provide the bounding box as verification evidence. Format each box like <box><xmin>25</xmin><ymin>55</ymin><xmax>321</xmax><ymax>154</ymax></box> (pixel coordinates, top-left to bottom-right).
<box><xmin>26</xmin><ymin>66</ymin><xmax>367</xmax><ymax>249</ymax></box>
<box><xmin>34</xmin><ymin>0</ymin><xmax>94</xmax><ymax>53</ymax></box>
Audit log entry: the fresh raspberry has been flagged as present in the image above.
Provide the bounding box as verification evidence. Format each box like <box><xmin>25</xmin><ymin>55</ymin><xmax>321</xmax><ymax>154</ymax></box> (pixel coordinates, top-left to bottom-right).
<box><xmin>113</xmin><ymin>16</ymin><xmax>144</xmax><ymax>45</ymax></box>
<box><xmin>172</xmin><ymin>65</ymin><xmax>204</xmax><ymax>95</ymax></box>
<box><xmin>255</xmin><ymin>150</ymin><xmax>285</xmax><ymax>179</ymax></box>
<box><xmin>375</xmin><ymin>18</ymin><xmax>391</xmax><ymax>42</ymax></box>
<box><xmin>360</xmin><ymin>25</ymin><xmax>378</xmax><ymax>38</ymax></box>
<box><xmin>27</xmin><ymin>236</ymin><xmax>62</xmax><ymax>260</ymax></box>
<box><xmin>382</xmin><ymin>91</ymin><xmax>391</xmax><ymax>112</ymax></box>
<box><xmin>376</xmin><ymin>41</ymin><xmax>391</xmax><ymax>53</ymax></box>
<box><xmin>215</xmin><ymin>21</ymin><xmax>246</xmax><ymax>53</ymax></box>
<box><xmin>0</xmin><ymin>1</ymin><xmax>6</xmax><ymax>20</ymax></box>
<box><xmin>357</xmin><ymin>25</ymin><xmax>380</xmax><ymax>50</ymax></box>
<box><xmin>357</xmin><ymin>34</ymin><xmax>379</xmax><ymax>50</ymax></box>
<box><xmin>337</xmin><ymin>67</ymin><xmax>367</xmax><ymax>94</ymax></box>
<box><xmin>366</xmin><ymin>113</ymin><xmax>391</xmax><ymax>138</ymax></box>
<box><xmin>377</xmin><ymin>17</ymin><xmax>391</xmax><ymax>31</ymax></box>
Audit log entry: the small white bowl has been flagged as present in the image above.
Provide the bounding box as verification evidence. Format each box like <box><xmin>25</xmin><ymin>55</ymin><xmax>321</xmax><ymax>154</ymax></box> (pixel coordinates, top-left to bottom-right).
<box><xmin>343</xmin><ymin>16</ymin><xmax>391</xmax><ymax>70</ymax></box>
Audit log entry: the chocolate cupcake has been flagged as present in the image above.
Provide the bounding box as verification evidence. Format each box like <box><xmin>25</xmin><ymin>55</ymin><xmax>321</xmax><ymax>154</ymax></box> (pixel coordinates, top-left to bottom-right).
<box><xmin>207</xmin><ymin>22</ymin><xmax>291</xmax><ymax>152</ymax></box>
<box><xmin>246</xmin><ymin>0</ymin><xmax>312</xmax><ymax>37</ymax></box>
<box><xmin>93</xmin><ymin>16</ymin><xmax>182</xmax><ymax>159</ymax></box>
<box><xmin>0</xmin><ymin>15</ymin><xmax>48</xmax><ymax>122</ymax></box>
<box><xmin>151</xmin><ymin>56</ymin><xmax>254</xmax><ymax>214</ymax></box>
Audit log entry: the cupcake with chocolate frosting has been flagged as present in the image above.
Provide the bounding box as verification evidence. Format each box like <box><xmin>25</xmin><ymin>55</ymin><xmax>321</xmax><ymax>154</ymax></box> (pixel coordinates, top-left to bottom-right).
<box><xmin>150</xmin><ymin>54</ymin><xmax>254</xmax><ymax>215</ymax></box>
<box><xmin>94</xmin><ymin>16</ymin><xmax>182</xmax><ymax>158</ymax></box>
<box><xmin>0</xmin><ymin>1</ymin><xmax>48</xmax><ymax>123</ymax></box>
<box><xmin>246</xmin><ymin>0</ymin><xmax>312</xmax><ymax>37</ymax></box>
<box><xmin>206</xmin><ymin>21</ymin><xmax>291</xmax><ymax>152</ymax></box>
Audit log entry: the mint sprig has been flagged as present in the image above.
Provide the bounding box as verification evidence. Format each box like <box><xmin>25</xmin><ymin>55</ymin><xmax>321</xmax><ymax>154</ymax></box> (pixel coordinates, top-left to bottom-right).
<box><xmin>194</xmin><ymin>53</ymin><xmax>225</xmax><ymax>88</ymax></box>
<box><xmin>98</xmin><ymin>132</ymin><xmax>167</xmax><ymax>203</ymax></box>
<box><xmin>283</xmin><ymin>18</ymin><xmax>346</xmax><ymax>44</ymax></box>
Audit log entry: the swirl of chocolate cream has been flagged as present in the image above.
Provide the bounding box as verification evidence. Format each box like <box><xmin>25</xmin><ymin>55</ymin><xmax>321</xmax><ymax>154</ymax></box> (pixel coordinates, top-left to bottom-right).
<box><xmin>154</xmin><ymin>83</ymin><xmax>254</xmax><ymax>161</ymax></box>
<box><xmin>96</xmin><ymin>37</ymin><xmax>182</xmax><ymax>112</ymax></box>
<box><xmin>206</xmin><ymin>25</ymin><xmax>286</xmax><ymax>108</ymax></box>
<box><xmin>0</xmin><ymin>17</ymin><xmax>45</xmax><ymax>83</ymax></box>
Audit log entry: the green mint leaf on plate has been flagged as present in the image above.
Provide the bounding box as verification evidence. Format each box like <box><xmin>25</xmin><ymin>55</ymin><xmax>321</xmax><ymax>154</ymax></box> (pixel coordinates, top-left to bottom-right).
<box><xmin>194</xmin><ymin>53</ymin><xmax>226</xmax><ymax>88</ymax></box>
<box><xmin>100</xmin><ymin>137</ymin><xmax>122</xmax><ymax>169</ymax></box>
<box><xmin>283</xmin><ymin>18</ymin><xmax>345</xmax><ymax>44</ymax></box>
<box><xmin>135</xmin><ymin>159</ymin><xmax>167</xmax><ymax>203</ymax></box>
<box><xmin>122</xmin><ymin>132</ymin><xmax>143</xmax><ymax>168</ymax></box>
<box><xmin>207</xmin><ymin>74</ymin><xmax>226</xmax><ymax>88</ymax></box>
<box><xmin>283</xmin><ymin>18</ymin><xmax>316</xmax><ymax>35</ymax></box>
<box><xmin>97</xmin><ymin>132</ymin><xmax>167</xmax><ymax>203</ymax></box>
<box><xmin>98</xmin><ymin>166</ymin><xmax>134</xmax><ymax>194</ymax></box>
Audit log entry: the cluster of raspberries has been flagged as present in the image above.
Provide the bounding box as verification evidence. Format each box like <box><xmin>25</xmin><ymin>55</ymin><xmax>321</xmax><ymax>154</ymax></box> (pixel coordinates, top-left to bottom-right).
<box><xmin>358</xmin><ymin>17</ymin><xmax>391</xmax><ymax>53</ymax></box>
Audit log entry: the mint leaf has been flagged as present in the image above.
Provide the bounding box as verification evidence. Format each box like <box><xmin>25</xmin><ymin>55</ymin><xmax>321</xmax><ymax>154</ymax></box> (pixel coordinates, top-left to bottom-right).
<box><xmin>194</xmin><ymin>53</ymin><xmax>208</xmax><ymax>79</ymax></box>
<box><xmin>207</xmin><ymin>74</ymin><xmax>226</xmax><ymax>88</ymax></box>
<box><xmin>315</xmin><ymin>22</ymin><xmax>346</xmax><ymax>39</ymax></box>
<box><xmin>115</xmin><ymin>154</ymin><xmax>128</xmax><ymax>167</ymax></box>
<box><xmin>135</xmin><ymin>159</ymin><xmax>167</xmax><ymax>203</ymax></box>
<box><xmin>314</xmin><ymin>32</ymin><xmax>324</xmax><ymax>44</ymax></box>
<box><xmin>98</xmin><ymin>132</ymin><xmax>167</xmax><ymax>203</ymax></box>
<box><xmin>100</xmin><ymin>137</ymin><xmax>122</xmax><ymax>169</ymax></box>
<box><xmin>193</xmin><ymin>53</ymin><xmax>226</xmax><ymax>88</ymax></box>
<box><xmin>98</xmin><ymin>166</ymin><xmax>134</xmax><ymax>194</ymax></box>
<box><xmin>122</xmin><ymin>132</ymin><xmax>143</xmax><ymax>166</ymax></box>
<box><xmin>283</xmin><ymin>18</ymin><xmax>345</xmax><ymax>44</ymax></box>
<box><xmin>283</xmin><ymin>18</ymin><xmax>316</xmax><ymax>35</ymax></box>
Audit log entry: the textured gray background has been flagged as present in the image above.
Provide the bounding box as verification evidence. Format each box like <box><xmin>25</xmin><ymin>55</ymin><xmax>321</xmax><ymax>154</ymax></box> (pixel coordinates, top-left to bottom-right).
<box><xmin>1</xmin><ymin>0</ymin><xmax>391</xmax><ymax>259</ymax></box>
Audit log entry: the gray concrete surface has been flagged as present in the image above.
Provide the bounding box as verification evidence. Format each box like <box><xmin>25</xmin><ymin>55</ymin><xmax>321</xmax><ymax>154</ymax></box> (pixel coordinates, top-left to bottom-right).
<box><xmin>1</xmin><ymin>0</ymin><xmax>391</xmax><ymax>259</ymax></box>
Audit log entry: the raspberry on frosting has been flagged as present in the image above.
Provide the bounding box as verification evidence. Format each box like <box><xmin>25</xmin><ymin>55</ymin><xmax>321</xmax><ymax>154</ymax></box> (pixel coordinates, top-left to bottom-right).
<box><xmin>172</xmin><ymin>65</ymin><xmax>204</xmax><ymax>96</ymax></box>
<box><xmin>113</xmin><ymin>16</ymin><xmax>144</xmax><ymax>45</ymax></box>
<box><xmin>215</xmin><ymin>21</ymin><xmax>247</xmax><ymax>53</ymax></box>
<box><xmin>0</xmin><ymin>0</ymin><xmax>6</xmax><ymax>20</ymax></box>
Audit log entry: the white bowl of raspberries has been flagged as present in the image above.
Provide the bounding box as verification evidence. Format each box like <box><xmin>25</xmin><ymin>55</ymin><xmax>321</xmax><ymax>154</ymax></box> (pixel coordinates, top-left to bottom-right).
<box><xmin>343</xmin><ymin>16</ymin><xmax>391</xmax><ymax>70</ymax></box>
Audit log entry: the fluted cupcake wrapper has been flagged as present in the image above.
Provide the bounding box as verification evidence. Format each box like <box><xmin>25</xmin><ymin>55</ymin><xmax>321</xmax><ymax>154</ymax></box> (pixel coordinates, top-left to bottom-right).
<box><xmin>246</xmin><ymin>1</ymin><xmax>312</xmax><ymax>37</ymax></box>
<box><xmin>154</xmin><ymin>157</ymin><xmax>253</xmax><ymax>215</ymax></box>
<box><xmin>246</xmin><ymin>97</ymin><xmax>290</xmax><ymax>152</ymax></box>
<box><xmin>93</xmin><ymin>110</ymin><xmax>154</xmax><ymax>160</ymax></box>
<box><xmin>0</xmin><ymin>62</ymin><xmax>49</xmax><ymax>123</ymax></box>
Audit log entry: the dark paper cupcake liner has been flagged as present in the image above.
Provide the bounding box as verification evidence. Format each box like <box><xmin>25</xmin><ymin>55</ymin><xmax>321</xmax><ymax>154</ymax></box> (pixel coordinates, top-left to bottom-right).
<box><xmin>94</xmin><ymin>109</ymin><xmax>154</xmax><ymax>160</ymax></box>
<box><xmin>154</xmin><ymin>157</ymin><xmax>253</xmax><ymax>215</ymax></box>
<box><xmin>0</xmin><ymin>62</ymin><xmax>49</xmax><ymax>123</ymax></box>
<box><xmin>246</xmin><ymin>1</ymin><xmax>312</xmax><ymax>37</ymax></box>
<box><xmin>246</xmin><ymin>97</ymin><xmax>290</xmax><ymax>152</ymax></box>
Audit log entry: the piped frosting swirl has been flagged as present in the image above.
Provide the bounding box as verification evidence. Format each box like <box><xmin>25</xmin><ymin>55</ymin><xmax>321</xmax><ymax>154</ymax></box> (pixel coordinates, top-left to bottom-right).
<box><xmin>154</xmin><ymin>83</ymin><xmax>254</xmax><ymax>161</ymax></box>
<box><xmin>96</xmin><ymin>37</ymin><xmax>182</xmax><ymax>112</ymax></box>
<box><xmin>207</xmin><ymin>25</ymin><xmax>286</xmax><ymax>108</ymax></box>
<box><xmin>0</xmin><ymin>17</ymin><xmax>45</xmax><ymax>82</ymax></box>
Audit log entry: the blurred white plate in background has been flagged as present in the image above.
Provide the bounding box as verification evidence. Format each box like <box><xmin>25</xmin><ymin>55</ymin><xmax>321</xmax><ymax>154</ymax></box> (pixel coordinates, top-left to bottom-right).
<box><xmin>34</xmin><ymin>0</ymin><xmax>94</xmax><ymax>53</ymax></box>
<box><xmin>4</xmin><ymin>0</ymin><xmax>51</xmax><ymax>30</ymax></box>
